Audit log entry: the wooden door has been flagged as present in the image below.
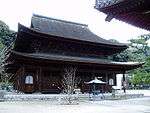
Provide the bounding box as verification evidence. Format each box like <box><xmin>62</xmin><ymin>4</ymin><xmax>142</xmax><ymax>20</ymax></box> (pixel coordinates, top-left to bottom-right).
<box><xmin>24</xmin><ymin>74</ymin><xmax>35</xmax><ymax>93</ymax></box>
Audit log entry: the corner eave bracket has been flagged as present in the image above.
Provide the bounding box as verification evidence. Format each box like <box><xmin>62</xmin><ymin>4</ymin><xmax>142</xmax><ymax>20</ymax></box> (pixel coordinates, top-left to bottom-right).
<box><xmin>105</xmin><ymin>14</ymin><xmax>114</xmax><ymax>22</ymax></box>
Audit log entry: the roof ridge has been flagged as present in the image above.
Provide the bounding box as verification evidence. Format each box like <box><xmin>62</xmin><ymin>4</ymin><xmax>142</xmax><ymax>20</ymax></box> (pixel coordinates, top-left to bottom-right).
<box><xmin>33</xmin><ymin>14</ymin><xmax>88</xmax><ymax>27</ymax></box>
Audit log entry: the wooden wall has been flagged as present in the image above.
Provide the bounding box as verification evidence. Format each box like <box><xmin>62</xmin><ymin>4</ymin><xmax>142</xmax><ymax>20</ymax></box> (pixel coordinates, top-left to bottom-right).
<box><xmin>14</xmin><ymin>65</ymin><xmax>116</xmax><ymax>93</ymax></box>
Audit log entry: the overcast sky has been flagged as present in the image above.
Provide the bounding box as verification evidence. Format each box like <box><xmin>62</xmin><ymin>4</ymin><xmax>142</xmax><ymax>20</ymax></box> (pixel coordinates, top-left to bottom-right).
<box><xmin>0</xmin><ymin>0</ymin><xmax>149</xmax><ymax>43</ymax></box>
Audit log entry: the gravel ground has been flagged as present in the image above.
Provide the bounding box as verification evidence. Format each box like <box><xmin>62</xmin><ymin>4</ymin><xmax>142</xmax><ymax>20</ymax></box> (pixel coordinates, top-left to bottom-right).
<box><xmin>0</xmin><ymin>97</ymin><xmax>150</xmax><ymax>113</ymax></box>
<box><xmin>0</xmin><ymin>90</ymin><xmax>150</xmax><ymax>113</ymax></box>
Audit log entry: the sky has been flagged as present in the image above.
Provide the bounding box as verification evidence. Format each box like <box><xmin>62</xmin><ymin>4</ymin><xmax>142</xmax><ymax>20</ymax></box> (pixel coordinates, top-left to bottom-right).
<box><xmin>0</xmin><ymin>0</ymin><xmax>149</xmax><ymax>43</ymax></box>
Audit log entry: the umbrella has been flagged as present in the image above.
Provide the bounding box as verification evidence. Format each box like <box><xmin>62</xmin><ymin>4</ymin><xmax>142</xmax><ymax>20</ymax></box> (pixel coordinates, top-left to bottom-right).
<box><xmin>86</xmin><ymin>78</ymin><xmax>107</xmax><ymax>95</ymax></box>
<box><xmin>86</xmin><ymin>78</ymin><xmax>106</xmax><ymax>84</ymax></box>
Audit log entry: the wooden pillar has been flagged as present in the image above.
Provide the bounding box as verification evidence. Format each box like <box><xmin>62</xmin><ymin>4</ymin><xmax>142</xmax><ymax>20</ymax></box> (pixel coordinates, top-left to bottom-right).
<box><xmin>39</xmin><ymin>67</ymin><xmax>42</xmax><ymax>92</ymax></box>
<box><xmin>21</xmin><ymin>67</ymin><xmax>25</xmax><ymax>92</ymax></box>
<box><xmin>35</xmin><ymin>67</ymin><xmax>42</xmax><ymax>92</ymax></box>
<box><xmin>123</xmin><ymin>72</ymin><xmax>126</xmax><ymax>93</ymax></box>
<box><xmin>35</xmin><ymin>68</ymin><xmax>39</xmax><ymax>91</ymax></box>
<box><xmin>105</xmin><ymin>73</ymin><xmax>109</xmax><ymax>92</ymax></box>
<box><xmin>105</xmin><ymin>73</ymin><xmax>108</xmax><ymax>83</ymax></box>
<box><xmin>15</xmin><ymin>66</ymin><xmax>25</xmax><ymax>92</ymax></box>
<box><xmin>14</xmin><ymin>68</ymin><xmax>22</xmax><ymax>91</ymax></box>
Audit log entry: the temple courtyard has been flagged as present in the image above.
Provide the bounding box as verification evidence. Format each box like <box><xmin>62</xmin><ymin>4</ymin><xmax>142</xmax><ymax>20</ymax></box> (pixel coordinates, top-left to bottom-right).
<box><xmin>0</xmin><ymin>90</ymin><xmax>150</xmax><ymax>113</ymax></box>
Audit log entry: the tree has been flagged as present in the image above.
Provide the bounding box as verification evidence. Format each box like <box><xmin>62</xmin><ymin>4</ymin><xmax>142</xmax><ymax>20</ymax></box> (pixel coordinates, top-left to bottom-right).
<box><xmin>129</xmin><ymin>34</ymin><xmax>150</xmax><ymax>58</ymax></box>
<box><xmin>109</xmin><ymin>35</ymin><xmax>150</xmax><ymax>87</ymax></box>
<box><xmin>109</xmin><ymin>35</ymin><xmax>150</xmax><ymax>62</ymax></box>
<box><xmin>131</xmin><ymin>71</ymin><xmax>144</xmax><ymax>85</ymax></box>
<box><xmin>143</xmin><ymin>56</ymin><xmax>150</xmax><ymax>73</ymax></box>
<box><xmin>109</xmin><ymin>39</ymin><xmax>130</xmax><ymax>62</ymax></box>
<box><xmin>110</xmin><ymin>49</ymin><xmax>130</xmax><ymax>62</ymax></box>
<box><xmin>0</xmin><ymin>42</ymin><xmax>14</xmax><ymax>87</ymax></box>
<box><xmin>62</xmin><ymin>66</ymin><xmax>77</xmax><ymax>94</ymax></box>
<box><xmin>61</xmin><ymin>66</ymin><xmax>80</xmax><ymax>104</ymax></box>
<box><xmin>0</xmin><ymin>20</ymin><xmax>16</xmax><ymax>88</ymax></box>
<box><xmin>0</xmin><ymin>20</ymin><xmax>16</xmax><ymax>47</ymax></box>
<box><xmin>129</xmin><ymin>34</ymin><xmax>150</xmax><ymax>87</ymax></box>
<box><xmin>0</xmin><ymin>21</ymin><xmax>16</xmax><ymax>46</ymax></box>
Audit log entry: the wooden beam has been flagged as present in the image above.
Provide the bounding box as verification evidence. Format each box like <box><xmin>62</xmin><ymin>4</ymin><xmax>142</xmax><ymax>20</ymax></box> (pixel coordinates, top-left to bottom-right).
<box><xmin>122</xmin><ymin>72</ymin><xmax>126</xmax><ymax>93</ymax></box>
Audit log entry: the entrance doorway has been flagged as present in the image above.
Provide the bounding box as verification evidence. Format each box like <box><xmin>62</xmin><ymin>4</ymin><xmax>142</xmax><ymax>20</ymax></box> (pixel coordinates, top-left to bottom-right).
<box><xmin>24</xmin><ymin>73</ymin><xmax>35</xmax><ymax>93</ymax></box>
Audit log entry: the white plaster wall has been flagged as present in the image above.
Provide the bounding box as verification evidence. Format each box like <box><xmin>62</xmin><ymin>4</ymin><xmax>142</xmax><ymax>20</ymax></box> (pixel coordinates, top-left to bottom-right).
<box><xmin>113</xmin><ymin>74</ymin><xmax>123</xmax><ymax>89</ymax></box>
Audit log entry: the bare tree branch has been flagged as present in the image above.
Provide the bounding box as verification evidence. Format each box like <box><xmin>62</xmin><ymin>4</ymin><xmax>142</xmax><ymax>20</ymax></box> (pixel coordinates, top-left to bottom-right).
<box><xmin>0</xmin><ymin>41</ymin><xmax>14</xmax><ymax>85</ymax></box>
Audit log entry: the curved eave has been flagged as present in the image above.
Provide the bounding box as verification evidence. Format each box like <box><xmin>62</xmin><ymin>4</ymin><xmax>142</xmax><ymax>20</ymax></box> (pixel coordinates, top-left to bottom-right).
<box><xmin>95</xmin><ymin>0</ymin><xmax>145</xmax><ymax>14</ymax></box>
<box><xmin>11</xmin><ymin>50</ymin><xmax>144</xmax><ymax>71</ymax></box>
<box><xmin>18</xmin><ymin>23</ymin><xmax>128</xmax><ymax>50</ymax></box>
<box><xmin>95</xmin><ymin>0</ymin><xmax>150</xmax><ymax>30</ymax></box>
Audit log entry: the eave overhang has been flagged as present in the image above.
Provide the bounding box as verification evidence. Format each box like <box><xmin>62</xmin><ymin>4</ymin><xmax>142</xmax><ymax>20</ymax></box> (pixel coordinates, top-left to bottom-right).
<box><xmin>95</xmin><ymin>0</ymin><xmax>150</xmax><ymax>30</ymax></box>
<box><xmin>9</xmin><ymin>50</ymin><xmax>144</xmax><ymax>72</ymax></box>
<box><xmin>18</xmin><ymin>23</ymin><xmax>128</xmax><ymax>49</ymax></box>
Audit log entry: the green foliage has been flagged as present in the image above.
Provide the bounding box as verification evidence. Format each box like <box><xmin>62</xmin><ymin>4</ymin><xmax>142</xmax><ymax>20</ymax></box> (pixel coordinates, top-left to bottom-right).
<box><xmin>109</xmin><ymin>39</ymin><xmax>130</xmax><ymax>62</ymax></box>
<box><xmin>110</xmin><ymin>34</ymin><xmax>150</xmax><ymax>62</ymax></box>
<box><xmin>110</xmin><ymin>34</ymin><xmax>150</xmax><ymax>86</ymax></box>
<box><xmin>143</xmin><ymin>57</ymin><xmax>150</xmax><ymax>69</ymax></box>
<box><xmin>0</xmin><ymin>20</ymin><xmax>16</xmax><ymax>47</ymax></box>
<box><xmin>129</xmin><ymin>34</ymin><xmax>150</xmax><ymax>57</ymax></box>
<box><xmin>0</xmin><ymin>41</ymin><xmax>4</xmax><ymax>51</ymax></box>
<box><xmin>111</xmin><ymin>49</ymin><xmax>130</xmax><ymax>62</ymax></box>
<box><xmin>129</xmin><ymin>35</ymin><xmax>150</xmax><ymax>85</ymax></box>
<box><xmin>131</xmin><ymin>70</ymin><xmax>150</xmax><ymax>85</ymax></box>
<box><xmin>143</xmin><ymin>73</ymin><xmax>150</xmax><ymax>84</ymax></box>
<box><xmin>131</xmin><ymin>71</ymin><xmax>143</xmax><ymax>85</ymax></box>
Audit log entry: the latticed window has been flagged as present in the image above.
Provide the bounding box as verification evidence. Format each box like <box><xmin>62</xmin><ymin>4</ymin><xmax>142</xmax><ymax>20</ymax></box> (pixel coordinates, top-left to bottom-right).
<box><xmin>109</xmin><ymin>79</ymin><xmax>114</xmax><ymax>85</ymax></box>
<box><xmin>25</xmin><ymin>75</ymin><xmax>33</xmax><ymax>84</ymax></box>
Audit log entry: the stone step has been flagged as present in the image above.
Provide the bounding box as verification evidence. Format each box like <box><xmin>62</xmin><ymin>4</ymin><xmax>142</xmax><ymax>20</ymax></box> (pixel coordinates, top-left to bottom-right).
<box><xmin>2</xmin><ymin>93</ymin><xmax>144</xmax><ymax>101</ymax></box>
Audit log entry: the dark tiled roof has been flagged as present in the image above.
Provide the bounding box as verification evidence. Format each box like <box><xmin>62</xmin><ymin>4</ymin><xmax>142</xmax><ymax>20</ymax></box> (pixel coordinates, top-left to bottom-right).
<box><xmin>95</xmin><ymin>0</ymin><xmax>124</xmax><ymax>9</ymax></box>
<box><xmin>31</xmin><ymin>14</ymin><xmax>127</xmax><ymax>47</ymax></box>
<box><xmin>95</xmin><ymin>0</ymin><xmax>150</xmax><ymax>31</ymax></box>
<box><xmin>95</xmin><ymin>0</ymin><xmax>144</xmax><ymax>9</ymax></box>
<box><xmin>12</xmin><ymin>50</ymin><xmax>144</xmax><ymax>71</ymax></box>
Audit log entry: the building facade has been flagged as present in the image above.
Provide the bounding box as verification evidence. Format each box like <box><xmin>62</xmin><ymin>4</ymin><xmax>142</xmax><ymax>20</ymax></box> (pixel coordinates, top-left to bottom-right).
<box><xmin>6</xmin><ymin>14</ymin><xmax>143</xmax><ymax>93</ymax></box>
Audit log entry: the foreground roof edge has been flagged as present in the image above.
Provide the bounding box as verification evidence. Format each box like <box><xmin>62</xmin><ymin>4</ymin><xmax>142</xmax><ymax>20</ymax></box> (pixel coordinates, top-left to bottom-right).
<box><xmin>95</xmin><ymin>0</ymin><xmax>150</xmax><ymax>30</ymax></box>
<box><xmin>95</xmin><ymin>0</ymin><xmax>141</xmax><ymax>10</ymax></box>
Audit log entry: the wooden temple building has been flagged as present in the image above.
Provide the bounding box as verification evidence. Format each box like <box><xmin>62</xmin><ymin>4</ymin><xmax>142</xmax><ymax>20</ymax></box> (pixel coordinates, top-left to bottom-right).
<box><xmin>6</xmin><ymin>14</ymin><xmax>143</xmax><ymax>94</ymax></box>
<box><xmin>95</xmin><ymin>0</ymin><xmax>150</xmax><ymax>30</ymax></box>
